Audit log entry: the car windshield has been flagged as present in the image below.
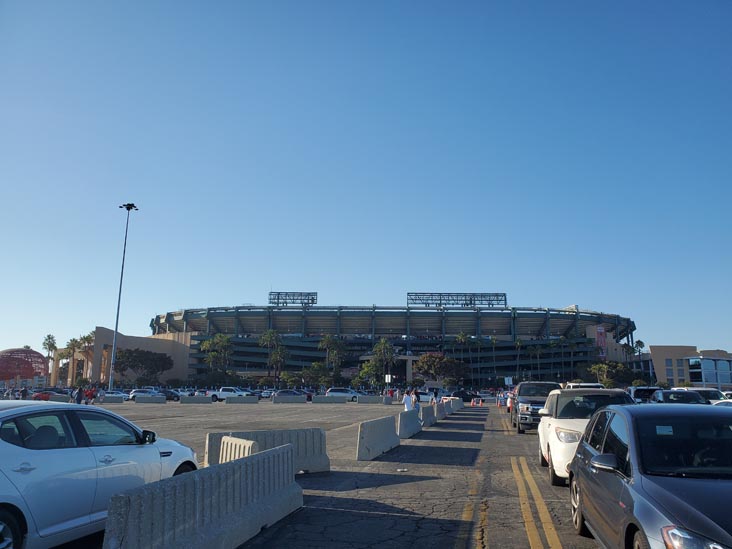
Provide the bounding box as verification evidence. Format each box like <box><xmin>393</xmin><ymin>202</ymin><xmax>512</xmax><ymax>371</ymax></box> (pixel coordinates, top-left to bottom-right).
<box><xmin>639</xmin><ymin>417</ymin><xmax>732</xmax><ymax>478</ymax></box>
<box><xmin>632</xmin><ymin>388</ymin><xmax>657</xmax><ymax>401</ymax></box>
<box><xmin>667</xmin><ymin>392</ymin><xmax>705</xmax><ymax>403</ymax></box>
<box><xmin>520</xmin><ymin>384</ymin><xmax>560</xmax><ymax>397</ymax></box>
<box><xmin>694</xmin><ymin>389</ymin><xmax>725</xmax><ymax>401</ymax></box>
<box><xmin>556</xmin><ymin>394</ymin><xmax>632</xmax><ymax>419</ymax></box>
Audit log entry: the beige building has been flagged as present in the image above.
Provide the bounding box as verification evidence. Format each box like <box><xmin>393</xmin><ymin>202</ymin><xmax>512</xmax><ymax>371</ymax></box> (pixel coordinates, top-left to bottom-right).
<box><xmin>649</xmin><ymin>345</ymin><xmax>732</xmax><ymax>390</ymax></box>
<box><xmin>51</xmin><ymin>326</ymin><xmax>191</xmax><ymax>386</ymax></box>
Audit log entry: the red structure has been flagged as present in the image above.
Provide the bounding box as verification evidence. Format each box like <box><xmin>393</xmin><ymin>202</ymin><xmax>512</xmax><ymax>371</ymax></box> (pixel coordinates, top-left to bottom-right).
<box><xmin>0</xmin><ymin>348</ymin><xmax>48</xmax><ymax>381</ymax></box>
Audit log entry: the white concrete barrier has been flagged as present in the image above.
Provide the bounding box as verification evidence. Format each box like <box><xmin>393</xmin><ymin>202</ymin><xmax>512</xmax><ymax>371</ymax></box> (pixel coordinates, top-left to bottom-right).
<box><xmin>420</xmin><ymin>404</ymin><xmax>436</xmax><ymax>427</ymax></box>
<box><xmin>271</xmin><ymin>395</ymin><xmax>307</xmax><ymax>404</ymax></box>
<box><xmin>356</xmin><ymin>395</ymin><xmax>383</xmax><ymax>404</ymax></box>
<box><xmin>102</xmin><ymin>444</ymin><xmax>302</xmax><ymax>549</ymax></box>
<box><xmin>224</xmin><ymin>396</ymin><xmax>258</xmax><ymax>404</ymax></box>
<box><xmin>49</xmin><ymin>395</ymin><xmax>71</xmax><ymax>403</ymax></box>
<box><xmin>205</xmin><ymin>428</ymin><xmax>329</xmax><ymax>473</ymax></box>
<box><xmin>312</xmin><ymin>395</ymin><xmax>347</xmax><ymax>403</ymax></box>
<box><xmin>356</xmin><ymin>416</ymin><xmax>399</xmax><ymax>461</ymax></box>
<box><xmin>382</xmin><ymin>396</ymin><xmax>393</xmax><ymax>405</ymax></box>
<box><xmin>179</xmin><ymin>395</ymin><xmax>212</xmax><ymax>404</ymax></box>
<box><xmin>100</xmin><ymin>396</ymin><xmax>125</xmax><ymax>404</ymax></box>
<box><xmin>133</xmin><ymin>395</ymin><xmax>166</xmax><ymax>404</ymax></box>
<box><xmin>220</xmin><ymin>436</ymin><xmax>259</xmax><ymax>462</ymax></box>
<box><xmin>449</xmin><ymin>397</ymin><xmax>464</xmax><ymax>410</ymax></box>
<box><xmin>435</xmin><ymin>401</ymin><xmax>446</xmax><ymax>420</ymax></box>
<box><xmin>397</xmin><ymin>409</ymin><xmax>421</xmax><ymax>439</ymax></box>
<box><xmin>444</xmin><ymin>399</ymin><xmax>454</xmax><ymax>415</ymax></box>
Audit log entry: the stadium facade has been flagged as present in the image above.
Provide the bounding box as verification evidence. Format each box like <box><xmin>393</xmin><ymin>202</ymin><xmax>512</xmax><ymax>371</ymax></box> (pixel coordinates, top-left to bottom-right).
<box><xmin>147</xmin><ymin>293</ymin><xmax>638</xmax><ymax>387</ymax></box>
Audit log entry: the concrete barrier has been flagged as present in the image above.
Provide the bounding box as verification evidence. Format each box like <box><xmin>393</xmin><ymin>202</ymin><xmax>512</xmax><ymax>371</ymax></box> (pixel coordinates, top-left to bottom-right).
<box><xmin>356</xmin><ymin>395</ymin><xmax>383</xmax><ymax>404</ymax></box>
<box><xmin>356</xmin><ymin>416</ymin><xmax>399</xmax><ymax>461</ymax></box>
<box><xmin>133</xmin><ymin>395</ymin><xmax>166</xmax><ymax>404</ymax></box>
<box><xmin>382</xmin><ymin>396</ymin><xmax>393</xmax><ymax>405</ymax></box>
<box><xmin>271</xmin><ymin>395</ymin><xmax>307</xmax><ymax>404</ymax></box>
<box><xmin>179</xmin><ymin>395</ymin><xmax>212</xmax><ymax>404</ymax></box>
<box><xmin>205</xmin><ymin>428</ymin><xmax>329</xmax><ymax>473</ymax></box>
<box><xmin>444</xmin><ymin>399</ymin><xmax>454</xmax><ymax>415</ymax></box>
<box><xmin>102</xmin><ymin>444</ymin><xmax>302</xmax><ymax>549</ymax></box>
<box><xmin>435</xmin><ymin>401</ymin><xmax>446</xmax><ymax>420</ymax></box>
<box><xmin>220</xmin><ymin>436</ymin><xmax>259</xmax><ymax>462</ymax></box>
<box><xmin>49</xmin><ymin>395</ymin><xmax>72</xmax><ymax>403</ymax></box>
<box><xmin>312</xmin><ymin>395</ymin><xmax>347</xmax><ymax>403</ymax></box>
<box><xmin>225</xmin><ymin>396</ymin><xmax>259</xmax><ymax>404</ymax></box>
<box><xmin>449</xmin><ymin>397</ymin><xmax>464</xmax><ymax>410</ymax></box>
<box><xmin>397</xmin><ymin>409</ymin><xmax>421</xmax><ymax>439</ymax></box>
<box><xmin>100</xmin><ymin>396</ymin><xmax>125</xmax><ymax>404</ymax></box>
<box><xmin>420</xmin><ymin>404</ymin><xmax>436</xmax><ymax>427</ymax></box>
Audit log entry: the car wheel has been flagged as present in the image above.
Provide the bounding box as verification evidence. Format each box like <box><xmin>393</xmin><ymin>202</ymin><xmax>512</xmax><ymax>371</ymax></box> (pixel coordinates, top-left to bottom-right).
<box><xmin>632</xmin><ymin>530</ymin><xmax>651</xmax><ymax>549</ymax></box>
<box><xmin>0</xmin><ymin>509</ymin><xmax>22</xmax><ymax>549</ymax></box>
<box><xmin>516</xmin><ymin>418</ymin><xmax>524</xmax><ymax>434</ymax></box>
<box><xmin>211</xmin><ymin>395</ymin><xmax>218</xmax><ymax>402</ymax></box>
<box><xmin>173</xmin><ymin>463</ymin><xmax>196</xmax><ymax>476</ymax></box>
<box><xmin>540</xmin><ymin>448</ymin><xmax>548</xmax><ymax>467</ymax></box>
<box><xmin>570</xmin><ymin>477</ymin><xmax>590</xmax><ymax>537</ymax></box>
<box><xmin>548</xmin><ymin>450</ymin><xmax>564</xmax><ymax>486</ymax></box>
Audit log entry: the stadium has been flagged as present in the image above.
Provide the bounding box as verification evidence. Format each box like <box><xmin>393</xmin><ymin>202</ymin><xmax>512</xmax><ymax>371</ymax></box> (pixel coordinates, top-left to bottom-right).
<box><xmin>148</xmin><ymin>292</ymin><xmax>638</xmax><ymax>387</ymax></box>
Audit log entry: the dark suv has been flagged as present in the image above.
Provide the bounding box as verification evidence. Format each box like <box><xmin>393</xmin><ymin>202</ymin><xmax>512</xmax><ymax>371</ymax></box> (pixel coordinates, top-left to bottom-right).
<box><xmin>510</xmin><ymin>381</ymin><xmax>562</xmax><ymax>433</ymax></box>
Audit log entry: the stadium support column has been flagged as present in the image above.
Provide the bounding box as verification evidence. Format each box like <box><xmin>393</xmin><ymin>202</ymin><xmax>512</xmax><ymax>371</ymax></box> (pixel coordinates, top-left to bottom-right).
<box><xmin>371</xmin><ymin>306</ymin><xmax>376</xmax><ymax>341</ymax></box>
<box><xmin>511</xmin><ymin>309</ymin><xmax>517</xmax><ymax>341</ymax></box>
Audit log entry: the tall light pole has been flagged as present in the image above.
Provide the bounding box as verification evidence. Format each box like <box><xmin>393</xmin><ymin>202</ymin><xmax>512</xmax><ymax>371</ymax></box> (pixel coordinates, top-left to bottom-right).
<box><xmin>109</xmin><ymin>203</ymin><xmax>138</xmax><ymax>391</ymax></box>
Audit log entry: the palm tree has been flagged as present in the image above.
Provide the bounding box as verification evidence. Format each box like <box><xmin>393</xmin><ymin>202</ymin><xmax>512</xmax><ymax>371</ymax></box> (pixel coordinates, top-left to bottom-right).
<box><xmin>533</xmin><ymin>344</ymin><xmax>543</xmax><ymax>380</ymax></box>
<box><xmin>490</xmin><ymin>335</ymin><xmax>498</xmax><ymax>379</ymax></box>
<box><xmin>634</xmin><ymin>340</ymin><xmax>645</xmax><ymax>372</ymax></box>
<box><xmin>567</xmin><ymin>340</ymin><xmax>577</xmax><ymax>379</ymax></box>
<box><xmin>318</xmin><ymin>335</ymin><xmax>346</xmax><ymax>380</ymax></box>
<box><xmin>455</xmin><ymin>332</ymin><xmax>468</xmax><ymax>364</ymax></box>
<box><xmin>79</xmin><ymin>332</ymin><xmax>95</xmax><ymax>380</ymax></box>
<box><xmin>42</xmin><ymin>334</ymin><xmax>57</xmax><ymax>376</ymax></box>
<box><xmin>514</xmin><ymin>338</ymin><xmax>523</xmax><ymax>383</ymax></box>
<box><xmin>65</xmin><ymin>337</ymin><xmax>81</xmax><ymax>386</ymax></box>
<box><xmin>558</xmin><ymin>336</ymin><xmax>567</xmax><ymax>381</ymax></box>
<box><xmin>259</xmin><ymin>329</ymin><xmax>281</xmax><ymax>378</ymax></box>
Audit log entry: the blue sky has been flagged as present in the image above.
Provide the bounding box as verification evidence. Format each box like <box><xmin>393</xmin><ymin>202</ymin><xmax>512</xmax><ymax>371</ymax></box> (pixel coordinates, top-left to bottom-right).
<box><xmin>1</xmin><ymin>1</ymin><xmax>730</xmax><ymax>354</ymax></box>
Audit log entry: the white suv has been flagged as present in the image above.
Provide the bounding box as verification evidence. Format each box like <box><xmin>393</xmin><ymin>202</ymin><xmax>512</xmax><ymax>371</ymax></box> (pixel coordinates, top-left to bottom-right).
<box><xmin>325</xmin><ymin>387</ymin><xmax>360</xmax><ymax>401</ymax></box>
<box><xmin>538</xmin><ymin>388</ymin><xmax>634</xmax><ymax>485</ymax></box>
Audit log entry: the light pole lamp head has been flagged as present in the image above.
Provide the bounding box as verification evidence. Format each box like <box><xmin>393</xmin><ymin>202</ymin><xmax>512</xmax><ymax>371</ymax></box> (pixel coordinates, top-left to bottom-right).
<box><xmin>120</xmin><ymin>203</ymin><xmax>138</xmax><ymax>212</ymax></box>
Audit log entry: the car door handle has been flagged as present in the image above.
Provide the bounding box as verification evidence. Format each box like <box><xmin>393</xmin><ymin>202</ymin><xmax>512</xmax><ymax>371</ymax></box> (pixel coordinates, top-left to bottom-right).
<box><xmin>99</xmin><ymin>455</ymin><xmax>115</xmax><ymax>465</ymax></box>
<box><xmin>12</xmin><ymin>462</ymin><xmax>36</xmax><ymax>473</ymax></box>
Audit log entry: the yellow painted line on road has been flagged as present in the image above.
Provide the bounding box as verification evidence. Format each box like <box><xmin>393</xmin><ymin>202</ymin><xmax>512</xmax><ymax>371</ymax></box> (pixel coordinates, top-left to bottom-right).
<box><xmin>475</xmin><ymin>498</ymin><xmax>489</xmax><ymax>548</ymax></box>
<box><xmin>519</xmin><ymin>457</ymin><xmax>563</xmax><ymax>549</ymax></box>
<box><xmin>511</xmin><ymin>457</ymin><xmax>543</xmax><ymax>549</ymax></box>
<box><xmin>454</xmin><ymin>447</ymin><xmax>487</xmax><ymax>548</ymax></box>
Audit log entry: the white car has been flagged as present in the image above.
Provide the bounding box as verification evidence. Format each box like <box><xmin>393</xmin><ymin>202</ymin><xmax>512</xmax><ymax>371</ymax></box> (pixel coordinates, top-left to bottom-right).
<box><xmin>671</xmin><ymin>386</ymin><xmax>728</xmax><ymax>404</ymax></box>
<box><xmin>537</xmin><ymin>388</ymin><xmax>634</xmax><ymax>486</ymax></box>
<box><xmin>0</xmin><ymin>400</ymin><xmax>197</xmax><ymax>548</ymax></box>
<box><xmin>325</xmin><ymin>387</ymin><xmax>360</xmax><ymax>401</ymax></box>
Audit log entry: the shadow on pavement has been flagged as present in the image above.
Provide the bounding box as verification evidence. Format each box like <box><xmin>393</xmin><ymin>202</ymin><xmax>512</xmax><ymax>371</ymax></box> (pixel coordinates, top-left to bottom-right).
<box><xmin>299</xmin><ymin>470</ymin><xmax>440</xmax><ymax>491</ymax></box>
<box><xmin>426</xmin><ymin>421</ymin><xmax>485</xmax><ymax>431</ymax></box>
<box><xmin>375</xmin><ymin>445</ymin><xmax>481</xmax><ymax>466</ymax></box>
<box><xmin>411</xmin><ymin>430</ymin><xmax>483</xmax><ymax>443</ymax></box>
<box><xmin>246</xmin><ymin>496</ymin><xmax>469</xmax><ymax>548</ymax></box>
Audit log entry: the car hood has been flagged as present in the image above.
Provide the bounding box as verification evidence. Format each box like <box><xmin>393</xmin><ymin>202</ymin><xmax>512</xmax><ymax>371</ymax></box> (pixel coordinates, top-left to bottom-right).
<box><xmin>517</xmin><ymin>396</ymin><xmax>548</xmax><ymax>405</ymax></box>
<box><xmin>642</xmin><ymin>475</ymin><xmax>732</xmax><ymax>546</ymax></box>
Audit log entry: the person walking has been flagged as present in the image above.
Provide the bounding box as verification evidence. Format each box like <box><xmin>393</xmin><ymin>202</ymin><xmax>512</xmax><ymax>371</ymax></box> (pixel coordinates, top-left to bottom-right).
<box><xmin>402</xmin><ymin>389</ymin><xmax>414</xmax><ymax>411</ymax></box>
<box><xmin>74</xmin><ymin>387</ymin><xmax>83</xmax><ymax>404</ymax></box>
<box><xmin>20</xmin><ymin>387</ymin><xmax>28</xmax><ymax>400</ymax></box>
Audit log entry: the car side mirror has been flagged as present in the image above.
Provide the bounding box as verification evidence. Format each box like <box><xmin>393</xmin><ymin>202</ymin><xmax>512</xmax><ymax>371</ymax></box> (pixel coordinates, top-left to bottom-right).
<box><xmin>142</xmin><ymin>430</ymin><xmax>157</xmax><ymax>444</ymax></box>
<box><xmin>590</xmin><ymin>453</ymin><xmax>619</xmax><ymax>473</ymax></box>
<box><xmin>538</xmin><ymin>408</ymin><xmax>550</xmax><ymax>416</ymax></box>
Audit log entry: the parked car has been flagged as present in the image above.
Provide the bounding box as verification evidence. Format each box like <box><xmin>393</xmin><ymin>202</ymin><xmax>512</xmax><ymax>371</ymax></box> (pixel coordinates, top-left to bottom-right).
<box><xmin>626</xmin><ymin>386</ymin><xmax>661</xmax><ymax>403</ymax></box>
<box><xmin>103</xmin><ymin>390</ymin><xmax>130</xmax><ymax>401</ymax></box>
<box><xmin>325</xmin><ymin>387</ymin><xmax>360</xmax><ymax>401</ymax></box>
<box><xmin>451</xmin><ymin>389</ymin><xmax>480</xmax><ymax>403</ymax></box>
<box><xmin>128</xmin><ymin>389</ymin><xmax>160</xmax><ymax>401</ymax></box>
<box><xmin>31</xmin><ymin>389</ymin><xmax>66</xmax><ymax>401</ymax></box>
<box><xmin>510</xmin><ymin>381</ymin><xmax>562</xmax><ymax>433</ymax></box>
<box><xmin>538</xmin><ymin>388</ymin><xmax>634</xmax><ymax>486</ymax></box>
<box><xmin>671</xmin><ymin>387</ymin><xmax>728</xmax><ymax>404</ymax></box>
<box><xmin>564</xmin><ymin>382</ymin><xmax>606</xmax><ymax>389</ymax></box>
<box><xmin>158</xmin><ymin>388</ymin><xmax>182</xmax><ymax>401</ymax></box>
<box><xmin>649</xmin><ymin>390</ymin><xmax>708</xmax><ymax>404</ymax></box>
<box><xmin>0</xmin><ymin>400</ymin><xmax>197</xmax><ymax>548</ymax></box>
<box><xmin>260</xmin><ymin>389</ymin><xmax>274</xmax><ymax>399</ymax></box>
<box><xmin>569</xmin><ymin>404</ymin><xmax>732</xmax><ymax>549</ymax></box>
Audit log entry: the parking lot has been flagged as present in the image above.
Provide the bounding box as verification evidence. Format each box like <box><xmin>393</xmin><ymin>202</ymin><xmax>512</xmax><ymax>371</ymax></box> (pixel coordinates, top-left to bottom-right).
<box><xmin>87</xmin><ymin>400</ymin><xmax>597</xmax><ymax>548</ymax></box>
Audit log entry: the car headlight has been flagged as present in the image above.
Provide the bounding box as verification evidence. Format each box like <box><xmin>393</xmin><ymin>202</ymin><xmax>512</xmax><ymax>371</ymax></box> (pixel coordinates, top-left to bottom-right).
<box><xmin>662</xmin><ymin>526</ymin><xmax>730</xmax><ymax>549</ymax></box>
<box><xmin>519</xmin><ymin>403</ymin><xmax>531</xmax><ymax>412</ymax></box>
<box><xmin>554</xmin><ymin>427</ymin><xmax>581</xmax><ymax>444</ymax></box>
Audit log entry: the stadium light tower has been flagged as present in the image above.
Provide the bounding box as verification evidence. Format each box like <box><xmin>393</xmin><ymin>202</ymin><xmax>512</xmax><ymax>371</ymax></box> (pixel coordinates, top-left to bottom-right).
<box><xmin>109</xmin><ymin>203</ymin><xmax>138</xmax><ymax>391</ymax></box>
